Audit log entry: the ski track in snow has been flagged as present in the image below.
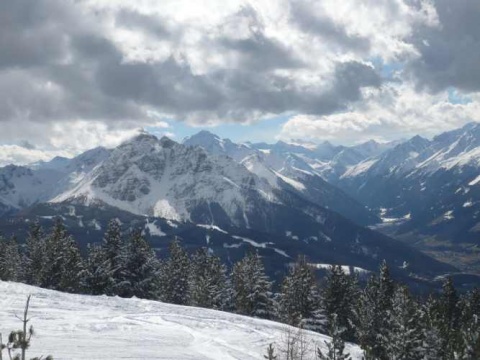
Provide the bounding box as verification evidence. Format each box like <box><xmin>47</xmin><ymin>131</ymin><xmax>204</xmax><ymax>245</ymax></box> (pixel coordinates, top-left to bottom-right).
<box><xmin>0</xmin><ymin>282</ymin><xmax>363</xmax><ymax>360</ymax></box>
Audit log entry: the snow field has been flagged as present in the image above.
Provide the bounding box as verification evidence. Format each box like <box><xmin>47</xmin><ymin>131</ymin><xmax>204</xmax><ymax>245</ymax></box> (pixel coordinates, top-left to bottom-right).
<box><xmin>0</xmin><ymin>282</ymin><xmax>363</xmax><ymax>360</ymax></box>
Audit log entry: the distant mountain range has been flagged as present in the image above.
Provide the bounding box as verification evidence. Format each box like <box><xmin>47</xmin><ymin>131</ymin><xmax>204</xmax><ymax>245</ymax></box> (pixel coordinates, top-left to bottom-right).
<box><xmin>3</xmin><ymin>123</ymin><xmax>480</xmax><ymax>286</ymax></box>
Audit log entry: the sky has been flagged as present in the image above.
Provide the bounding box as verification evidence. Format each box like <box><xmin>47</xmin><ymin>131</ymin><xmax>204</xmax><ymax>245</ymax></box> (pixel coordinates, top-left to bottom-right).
<box><xmin>1</xmin><ymin>0</ymin><xmax>480</xmax><ymax>165</ymax></box>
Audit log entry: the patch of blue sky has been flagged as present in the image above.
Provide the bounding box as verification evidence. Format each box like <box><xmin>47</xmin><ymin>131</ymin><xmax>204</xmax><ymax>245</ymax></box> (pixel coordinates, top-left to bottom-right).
<box><xmin>145</xmin><ymin>114</ymin><xmax>294</xmax><ymax>143</ymax></box>
<box><xmin>369</xmin><ymin>57</ymin><xmax>403</xmax><ymax>80</ymax></box>
<box><xmin>447</xmin><ymin>87</ymin><xmax>472</xmax><ymax>105</ymax></box>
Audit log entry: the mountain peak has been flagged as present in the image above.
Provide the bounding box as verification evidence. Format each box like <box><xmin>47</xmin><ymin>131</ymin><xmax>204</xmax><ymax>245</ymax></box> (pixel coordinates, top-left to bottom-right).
<box><xmin>184</xmin><ymin>130</ymin><xmax>220</xmax><ymax>143</ymax></box>
<box><xmin>183</xmin><ymin>130</ymin><xmax>225</xmax><ymax>151</ymax></box>
<box><xmin>159</xmin><ymin>136</ymin><xmax>177</xmax><ymax>148</ymax></box>
<box><xmin>124</xmin><ymin>131</ymin><xmax>159</xmax><ymax>145</ymax></box>
<box><xmin>406</xmin><ymin>135</ymin><xmax>430</xmax><ymax>147</ymax></box>
<box><xmin>197</xmin><ymin>129</ymin><xmax>219</xmax><ymax>137</ymax></box>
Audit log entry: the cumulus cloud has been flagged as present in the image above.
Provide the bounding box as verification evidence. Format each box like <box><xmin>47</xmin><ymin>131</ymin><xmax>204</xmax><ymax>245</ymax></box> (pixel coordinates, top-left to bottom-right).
<box><xmin>407</xmin><ymin>0</ymin><xmax>480</xmax><ymax>92</ymax></box>
<box><xmin>0</xmin><ymin>0</ymin><xmax>479</xmax><ymax>157</ymax></box>
<box><xmin>0</xmin><ymin>0</ymin><xmax>398</xmax><ymax>127</ymax></box>
<box><xmin>279</xmin><ymin>83</ymin><xmax>480</xmax><ymax>144</ymax></box>
<box><xmin>0</xmin><ymin>145</ymin><xmax>66</xmax><ymax>167</ymax></box>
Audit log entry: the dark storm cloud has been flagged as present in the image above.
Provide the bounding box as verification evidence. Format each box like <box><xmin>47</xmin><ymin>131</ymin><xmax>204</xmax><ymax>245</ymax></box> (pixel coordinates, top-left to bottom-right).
<box><xmin>0</xmin><ymin>0</ymin><xmax>383</xmax><ymax>125</ymax></box>
<box><xmin>205</xmin><ymin>60</ymin><xmax>381</xmax><ymax>118</ymax></box>
<box><xmin>408</xmin><ymin>0</ymin><xmax>480</xmax><ymax>92</ymax></box>
<box><xmin>220</xmin><ymin>33</ymin><xmax>303</xmax><ymax>71</ymax></box>
<box><xmin>0</xmin><ymin>0</ymin><xmax>69</xmax><ymax>68</ymax></box>
<box><xmin>290</xmin><ymin>1</ymin><xmax>371</xmax><ymax>53</ymax></box>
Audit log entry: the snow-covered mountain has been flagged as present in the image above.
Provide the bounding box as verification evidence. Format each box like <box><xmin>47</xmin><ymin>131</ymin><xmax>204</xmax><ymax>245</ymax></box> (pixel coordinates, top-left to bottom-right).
<box><xmin>335</xmin><ymin>122</ymin><xmax>480</xmax><ymax>268</ymax></box>
<box><xmin>0</xmin><ymin>281</ymin><xmax>364</xmax><ymax>359</ymax></box>
<box><xmin>184</xmin><ymin>131</ymin><xmax>379</xmax><ymax>225</ymax></box>
<box><xmin>0</xmin><ymin>147</ymin><xmax>110</xmax><ymax>215</ymax></box>
<box><xmin>0</xmin><ymin>132</ymin><xmax>459</xmax><ymax>281</ymax></box>
<box><xmin>51</xmin><ymin>133</ymin><xmax>280</xmax><ymax>227</ymax></box>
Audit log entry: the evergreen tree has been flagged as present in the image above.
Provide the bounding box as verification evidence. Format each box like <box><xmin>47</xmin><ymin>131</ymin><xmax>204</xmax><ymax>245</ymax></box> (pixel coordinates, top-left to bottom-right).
<box><xmin>42</xmin><ymin>218</ymin><xmax>84</xmax><ymax>292</ymax></box>
<box><xmin>378</xmin><ymin>260</ymin><xmax>395</xmax><ymax>311</ymax></box>
<box><xmin>84</xmin><ymin>243</ymin><xmax>114</xmax><ymax>295</ymax></box>
<box><xmin>84</xmin><ymin>219</ymin><xmax>124</xmax><ymax>296</ymax></box>
<box><xmin>42</xmin><ymin>218</ymin><xmax>68</xmax><ymax>289</ymax></box>
<box><xmin>0</xmin><ymin>236</ymin><xmax>22</xmax><ymax>282</ymax></box>
<box><xmin>23</xmin><ymin>221</ymin><xmax>46</xmax><ymax>286</ymax></box>
<box><xmin>159</xmin><ymin>238</ymin><xmax>190</xmax><ymax>305</ymax></box>
<box><xmin>118</xmin><ymin>230</ymin><xmax>160</xmax><ymax>299</ymax></box>
<box><xmin>457</xmin><ymin>289</ymin><xmax>480</xmax><ymax>359</ymax></box>
<box><xmin>232</xmin><ymin>252</ymin><xmax>274</xmax><ymax>319</ymax></box>
<box><xmin>353</xmin><ymin>261</ymin><xmax>395</xmax><ymax>360</ymax></box>
<box><xmin>278</xmin><ymin>256</ymin><xmax>324</xmax><ymax>332</ymax></box>
<box><xmin>102</xmin><ymin>219</ymin><xmax>123</xmax><ymax>294</ymax></box>
<box><xmin>384</xmin><ymin>286</ymin><xmax>423</xmax><ymax>360</ymax></box>
<box><xmin>189</xmin><ymin>248</ymin><xmax>230</xmax><ymax>310</ymax></box>
<box><xmin>458</xmin><ymin>315</ymin><xmax>480</xmax><ymax>360</ymax></box>
<box><xmin>437</xmin><ymin>277</ymin><xmax>461</xmax><ymax>359</ymax></box>
<box><xmin>59</xmin><ymin>234</ymin><xmax>85</xmax><ymax>293</ymax></box>
<box><xmin>420</xmin><ymin>295</ymin><xmax>442</xmax><ymax>360</ymax></box>
<box><xmin>317</xmin><ymin>314</ymin><xmax>351</xmax><ymax>360</ymax></box>
<box><xmin>322</xmin><ymin>265</ymin><xmax>358</xmax><ymax>341</ymax></box>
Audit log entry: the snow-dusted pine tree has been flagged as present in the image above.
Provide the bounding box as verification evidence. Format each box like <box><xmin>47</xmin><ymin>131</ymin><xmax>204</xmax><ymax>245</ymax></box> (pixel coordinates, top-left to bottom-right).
<box><xmin>437</xmin><ymin>277</ymin><xmax>461</xmax><ymax>359</ymax></box>
<box><xmin>85</xmin><ymin>243</ymin><xmax>114</xmax><ymax>295</ymax></box>
<box><xmin>232</xmin><ymin>252</ymin><xmax>274</xmax><ymax>319</ymax></box>
<box><xmin>278</xmin><ymin>256</ymin><xmax>324</xmax><ymax>332</ymax></box>
<box><xmin>159</xmin><ymin>238</ymin><xmax>190</xmax><ymax>305</ymax></box>
<box><xmin>118</xmin><ymin>230</ymin><xmax>160</xmax><ymax>299</ymax></box>
<box><xmin>457</xmin><ymin>288</ymin><xmax>480</xmax><ymax>359</ymax></box>
<box><xmin>420</xmin><ymin>295</ymin><xmax>442</xmax><ymax>360</ymax></box>
<box><xmin>322</xmin><ymin>265</ymin><xmax>358</xmax><ymax>341</ymax></box>
<box><xmin>85</xmin><ymin>219</ymin><xmax>125</xmax><ymax>295</ymax></box>
<box><xmin>353</xmin><ymin>260</ymin><xmax>396</xmax><ymax>359</ymax></box>
<box><xmin>384</xmin><ymin>285</ymin><xmax>423</xmax><ymax>360</ymax></box>
<box><xmin>23</xmin><ymin>221</ymin><xmax>46</xmax><ymax>286</ymax></box>
<box><xmin>317</xmin><ymin>314</ymin><xmax>351</xmax><ymax>360</ymax></box>
<box><xmin>58</xmin><ymin>233</ymin><xmax>85</xmax><ymax>293</ymax></box>
<box><xmin>188</xmin><ymin>247</ymin><xmax>230</xmax><ymax>310</ymax></box>
<box><xmin>0</xmin><ymin>236</ymin><xmax>22</xmax><ymax>282</ymax></box>
<box><xmin>43</xmin><ymin>218</ymin><xmax>68</xmax><ymax>289</ymax></box>
<box><xmin>102</xmin><ymin>219</ymin><xmax>124</xmax><ymax>293</ymax></box>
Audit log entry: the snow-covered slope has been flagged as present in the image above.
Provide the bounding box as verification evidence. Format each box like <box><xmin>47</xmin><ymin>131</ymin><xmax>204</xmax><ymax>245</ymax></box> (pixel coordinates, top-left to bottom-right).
<box><xmin>0</xmin><ymin>281</ymin><xmax>363</xmax><ymax>360</ymax></box>
<box><xmin>341</xmin><ymin>135</ymin><xmax>431</xmax><ymax>181</ymax></box>
<box><xmin>0</xmin><ymin>165</ymin><xmax>63</xmax><ymax>211</ymax></box>
<box><xmin>0</xmin><ymin>147</ymin><xmax>110</xmax><ymax>214</ymax></box>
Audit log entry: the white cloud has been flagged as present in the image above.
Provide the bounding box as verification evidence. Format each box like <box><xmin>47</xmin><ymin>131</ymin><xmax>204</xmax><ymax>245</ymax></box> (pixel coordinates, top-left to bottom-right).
<box><xmin>0</xmin><ymin>120</ymin><xmax>153</xmax><ymax>165</ymax></box>
<box><xmin>1</xmin><ymin>0</ymin><xmax>480</xmax><ymax>153</ymax></box>
<box><xmin>0</xmin><ymin>145</ymin><xmax>68</xmax><ymax>167</ymax></box>
<box><xmin>280</xmin><ymin>83</ymin><xmax>480</xmax><ymax>144</ymax></box>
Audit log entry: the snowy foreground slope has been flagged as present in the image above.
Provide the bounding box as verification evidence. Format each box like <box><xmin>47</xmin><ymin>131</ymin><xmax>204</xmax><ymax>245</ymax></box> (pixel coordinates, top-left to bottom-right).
<box><xmin>0</xmin><ymin>282</ymin><xmax>362</xmax><ymax>360</ymax></box>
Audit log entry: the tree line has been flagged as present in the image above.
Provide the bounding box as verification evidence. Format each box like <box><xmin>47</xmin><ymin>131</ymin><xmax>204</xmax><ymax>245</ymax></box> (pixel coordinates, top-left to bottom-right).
<box><xmin>0</xmin><ymin>218</ymin><xmax>479</xmax><ymax>359</ymax></box>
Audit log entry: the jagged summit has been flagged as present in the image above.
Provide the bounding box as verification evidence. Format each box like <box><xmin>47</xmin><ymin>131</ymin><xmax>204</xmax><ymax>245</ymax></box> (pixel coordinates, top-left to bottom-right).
<box><xmin>122</xmin><ymin>131</ymin><xmax>159</xmax><ymax>145</ymax></box>
<box><xmin>159</xmin><ymin>135</ymin><xmax>177</xmax><ymax>148</ymax></box>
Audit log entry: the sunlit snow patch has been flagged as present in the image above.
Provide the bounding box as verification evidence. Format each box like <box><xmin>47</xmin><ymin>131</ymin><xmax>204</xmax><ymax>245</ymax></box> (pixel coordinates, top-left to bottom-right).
<box><xmin>311</xmin><ymin>263</ymin><xmax>370</xmax><ymax>275</ymax></box>
<box><xmin>197</xmin><ymin>224</ymin><xmax>228</xmax><ymax>234</ymax></box>
<box><xmin>145</xmin><ymin>220</ymin><xmax>166</xmax><ymax>236</ymax></box>
<box><xmin>153</xmin><ymin>199</ymin><xmax>181</xmax><ymax>221</ymax></box>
